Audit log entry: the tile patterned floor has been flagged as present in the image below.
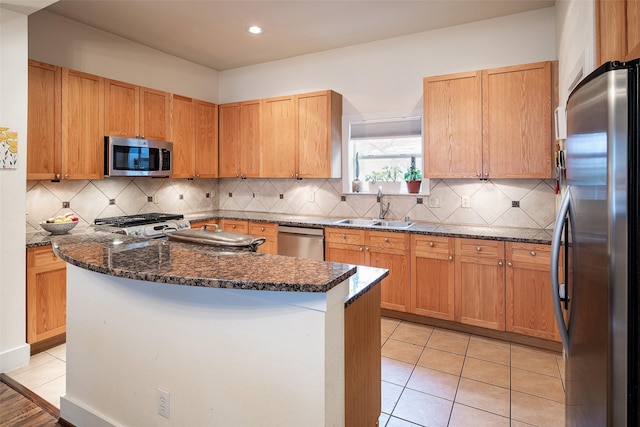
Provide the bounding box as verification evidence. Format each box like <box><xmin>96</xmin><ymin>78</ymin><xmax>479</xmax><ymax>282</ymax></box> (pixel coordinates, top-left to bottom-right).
<box><xmin>380</xmin><ymin>318</ymin><xmax>566</xmax><ymax>427</ymax></box>
<box><xmin>6</xmin><ymin>318</ymin><xmax>566</xmax><ymax>426</ymax></box>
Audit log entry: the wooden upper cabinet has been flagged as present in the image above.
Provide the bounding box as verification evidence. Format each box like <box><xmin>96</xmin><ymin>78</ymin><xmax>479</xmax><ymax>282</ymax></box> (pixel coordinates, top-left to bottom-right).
<box><xmin>219</xmin><ymin>100</ymin><xmax>261</xmax><ymax>178</ymax></box>
<box><xmin>483</xmin><ymin>61</ymin><xmax>552</xmax><ymax>179</ymax></box>
<box><xmin>597</xmin><ymin>0</ymin><xmax>640</xmax><ymax>65</ymax></box>
<box><xmin>105</xmin><ymin>79</ymin><xmax>170</xmax><ymax>141</ymax></box>
<box><xmin>296</xmin><ymin>90</ymin><xmax>342</xmax><ymax>178</ymax></box>
<box><xmin>262</xmin><ymin>95</ymin><xmax>296</xmax><ymax>178</ymax></box>
<box><xmin>27</xmin><ymin>60</ymin><xmax>62</xmax><ymax>180</ymax></box>
<box><xmin>423</xmin><ymin>71</ymin><xmax>482</xmax><ymax>178</ymax></box>
<box><xmin>171</xmin><ymin>95</ymin><xmax>196</xmax><ymax>178</ymax></box>
<box><xmin>195</xmin><ymin>100</ymin><xmax>218</xmax><ymax>178</ymax></box>
<box><xmin>61</xmin><ymin>68</ymin><xmax>104</xmax><ymax>180</ymax></box>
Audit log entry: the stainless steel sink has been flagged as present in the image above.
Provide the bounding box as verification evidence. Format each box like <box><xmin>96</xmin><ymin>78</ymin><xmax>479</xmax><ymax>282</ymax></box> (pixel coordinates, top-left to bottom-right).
<box><xmin>373</xmin><ymin>220</ymin><xmax>414</xmax><ymax>229</ymax></box>
<box><xmin>333</xmin><ymin>218</ymin><xmax>381</xmax><ymax>226</ymax></box>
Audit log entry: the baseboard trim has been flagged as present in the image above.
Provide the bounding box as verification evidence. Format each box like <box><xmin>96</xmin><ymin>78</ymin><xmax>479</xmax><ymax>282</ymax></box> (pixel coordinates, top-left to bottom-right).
<box><xmin>30</xmin><ymin>333</ymin><xmax>66</xmax><ymax>356</ymax></box>
<box><xmin>0</xmin><ymin>342</ymin><xmax>30</xmax><ymax>374</ymax></box>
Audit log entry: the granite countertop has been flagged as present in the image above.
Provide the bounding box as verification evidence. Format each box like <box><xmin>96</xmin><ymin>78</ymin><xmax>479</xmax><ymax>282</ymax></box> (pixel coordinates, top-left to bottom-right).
<box><xmin>50</xmin><ymin>232</ymin><xmax>386</xmax><ymax>305</ymax></box>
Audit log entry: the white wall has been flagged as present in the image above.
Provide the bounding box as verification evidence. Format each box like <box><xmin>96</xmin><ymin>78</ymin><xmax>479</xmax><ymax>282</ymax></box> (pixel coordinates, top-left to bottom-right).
<box><xmin>0</xmin><ymin>6</ymin><xmax>30</xmax><ymax>372</ymax></box>
<box><xmin>28</xmin><ymin>10</ymin><xmax>219</xmax><ymax>102</ymax></box>
<box><xmin>219</xmin><ymin>7</ymin><xmax>557</xmax><ymax>116</ymax></box>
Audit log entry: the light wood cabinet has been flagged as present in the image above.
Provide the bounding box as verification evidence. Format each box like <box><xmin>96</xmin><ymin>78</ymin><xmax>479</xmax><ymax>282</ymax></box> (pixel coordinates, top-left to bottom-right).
<box><xmin>219</xmin><ymin>219</ymin><xmax>249</xmax><ymax>234</ymax></box>
<box><xmin>506</xmin><ymin>242</ymin><xmax>560</xmax><ymax>341</ymax></box>
<box><xmin>411</xmin><ymin>235</ymin><xmax>455</xmax><ymax>321</ymax></box>
<box><xmin>597</xmin><ymin>0</ymin><xmax>640</xmax><ymax>65</ymax></box>
<box><xmin>26</xmin><ymin>246</ymin><xmax>67</xmax><ymax>345</ymax></box>
<box><xmin>190</xmin><ymin>220</ymin><xmax>217</xmax><ymax>229</ymax></box>
<box><xmin>261</xmin><ymin>95</ymin><xmax>296</xmax><ymax>178</ymax></box>
<box><xmin>61</xmin><ymin>68</ymin><xmax>104</xmax><ymax>180</ymax></box>
<box><xmin>195</xmin><ymin>100</ymin><xmax>219</xmax><ymax>178</ymax></box>
<box><xmin>27</xmin><ymin>60</ymin><xmax>62</xmax><ymax>180</ymax></box>
<box><xmin>424</xmin><ymin>61</ymin><xmax>553</xmax><ymax>179</ymax></box>
<box><xmin>218</xmin><ymin>101</ymin><xmax>261</xmax><ymax>178</ymax></box>
<box><xmin>455</xmin><ymin>238</ymin><xmax>506</xmax><ymax>331</ymax></box>
<box><xmin>325</xmin><ymin>228</ymin><xmax>410</xmax><ymax>312</ymax></box>
<box><xmin>104</xmin><ymin>79</ymin><xmax>171</xmax><ymax>141</ymax></box>
<box><xmin>248</xmin><ymin>222</ymin><xmax>278</xmax><ymax>255</ymax></box>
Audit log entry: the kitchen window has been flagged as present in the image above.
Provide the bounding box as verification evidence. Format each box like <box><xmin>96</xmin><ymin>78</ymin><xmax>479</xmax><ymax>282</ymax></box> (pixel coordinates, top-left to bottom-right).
<box><xmin>344</xmin><ymin>115</ymin><xmax>426</xmax><ymax>194</ymax></box>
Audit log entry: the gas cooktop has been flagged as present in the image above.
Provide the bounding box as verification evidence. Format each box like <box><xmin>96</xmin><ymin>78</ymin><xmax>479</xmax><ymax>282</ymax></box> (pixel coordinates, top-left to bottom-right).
<box><xmin>94</xmin><ymin>213</ymin><xmax>184</xmax><ymax>228</ymax></box>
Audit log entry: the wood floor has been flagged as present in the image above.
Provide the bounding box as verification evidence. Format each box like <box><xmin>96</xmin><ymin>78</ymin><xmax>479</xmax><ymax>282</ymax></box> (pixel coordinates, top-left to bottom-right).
<box><xmin>0</xmin><ymin>374</ymin><xmax>62</xmax><ymax>427</ymax></box>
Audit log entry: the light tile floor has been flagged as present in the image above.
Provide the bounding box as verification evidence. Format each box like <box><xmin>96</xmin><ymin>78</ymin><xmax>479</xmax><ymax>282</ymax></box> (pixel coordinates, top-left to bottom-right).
<box><xmin>6</xmin><ymin>318</ymin><xmax>566</xmax><ymax>427</ymax></box>
<box><xmin>380</xmin><ymin>318</ymin><xmax>566</xmax><ymax>427</ymax></box>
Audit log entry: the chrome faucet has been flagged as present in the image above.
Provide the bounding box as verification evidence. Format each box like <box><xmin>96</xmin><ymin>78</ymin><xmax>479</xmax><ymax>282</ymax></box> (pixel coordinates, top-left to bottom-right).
<box><xmin>377</xmin><ymin>187</ymin><xmax>390</xmax><ymax>219</ymax></box>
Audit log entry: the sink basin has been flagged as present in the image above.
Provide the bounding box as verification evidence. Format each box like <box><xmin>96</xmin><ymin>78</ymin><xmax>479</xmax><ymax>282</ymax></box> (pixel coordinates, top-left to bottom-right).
<box><xmin>334</xmin><ymin>218</ymin><xmax>381</xmax><ymax>226</ymax></box>
<box><xmin>373</xmin><ymin>220</ymin><xmax>414</xmax><ymax>229</ymax></box>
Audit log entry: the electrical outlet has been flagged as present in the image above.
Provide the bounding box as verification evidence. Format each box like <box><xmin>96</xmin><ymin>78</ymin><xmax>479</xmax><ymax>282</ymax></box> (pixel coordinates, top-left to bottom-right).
<box><xmin>461</xmin><ymin>196</ymin><xmax>471</xmax><ymax>208</ymax></box>
<box><xmin>210</xmin><ymin>189</ymin><xmax>216</xmax><ymax>199</ymax></box>
<box><xmin>308</xmin><ymin>192</ymin><xmax>315</xmax><ymax>202</ymax></box>
<box><xmin>429</xmin><ymin>197</ymin><xmax>440</xmax><ymax>208</ymax></box>
<box><xmin>158</xmin><ymin>389</ymin><xmax>170</xmax><ymax>419</ymax></box>
<box><xmin>253</xmin><ymin>192</ymin><xmax>259</xmax><ymax>200</ymax></box>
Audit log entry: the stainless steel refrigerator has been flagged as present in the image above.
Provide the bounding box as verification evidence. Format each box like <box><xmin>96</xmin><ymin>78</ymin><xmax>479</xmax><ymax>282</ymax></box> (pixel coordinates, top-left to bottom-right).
<box><xmin>551</xmin><ymin>59</ymin><xmax>639</xmax><ymax>426</ymax></box>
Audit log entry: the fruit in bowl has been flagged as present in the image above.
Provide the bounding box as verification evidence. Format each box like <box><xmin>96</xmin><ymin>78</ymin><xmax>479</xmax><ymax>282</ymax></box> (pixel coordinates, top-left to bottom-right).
<box><xmin>40</xmin><ymin>213</ymin><xmax>79</xmax><ymax>234</ymax></box>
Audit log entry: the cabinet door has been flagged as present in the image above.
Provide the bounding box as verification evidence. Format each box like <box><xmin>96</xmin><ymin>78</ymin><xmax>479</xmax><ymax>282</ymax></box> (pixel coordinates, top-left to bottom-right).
<box><xmin>325</xmin><ymin>242</ymin><xmax>365</xmax><ymax>265</ymax></box>
<box><xmin>423</xmin><ymin>71</ymin><xmax>482</xmax><ymax>178</ymax></box>
<box><xmin>411</xmin><ymin>236</ymin><xmax>455</xmax><ymax>320</ymax></box>
<box><xmin>366</xmin><ymin>231</ymin><xmax>410</xmax><ymax>313</ymax></box>
<box><xmin>27</xmin><ymin>60</ymin><xmax>62</xmax><ymax>180</ymax></box>
<box><xmin>455</xmin><ymin>238</ymin><xmax>506</xmax><ymax>330</ymax></box>
<box><xmin>249</xmin><ymin>222</ymin><xmax>278</xmax><ymax>255</ymax></box>
<box><xmin>506</xmin><ymin>243</ymin><xmax>559</xmax><ymax>341</ymax></box>
<box><xmin>171</xmin><ymin>95</ymin><xmax>196</xmax><ymax>178</ymax></box>
<box><xmin>596</xmin><ymin>0</ymin><xmax>640</xmax><ymax>64</ymax></box>
<box><xmin>26</xmin><ymin>246</ymin><xmax>67</xmax><ymax>344</ymax></box>
<box><xmin>262</xmin><ymin>96</ymin><xmax>296</xmax><ymax>178</ymax></box>
<box><xmin>139</xmin><ymin>86</ymin><xmax>170</xmax><ymax>141</ymax></box>
<box><xmin>296</xmin><ymin>90</ymin><xmax>342</xmax><ymax>178</ymax></box>
<box><xmin>219</xmin><ymin>101</ymin><xmax>261</xmax><ymax>178</ymax></box>
<box><xmin>195</xmin><ymin>100</ymin><xmax>218</xmax><ymax>178</ymax></box>
<box><xmin>61</xmin><ymin>68</ymin><xmax>104</xmax><ymax>180</ymax></box>
<box><xmin>218</xmin><ymin>103</ymin><xmax>242</xmax><ymax>177</ymax></box>
<box><xmin>104</xmin><ymin>79</ymin><xmax>139</xmax><ymax>138</ymax></box>
<box><xmin>219</xmin><ymin>219</ymin><xmax>249</xmax><ymax>234</ymax></box>
<box><xmin>482</xmin><ymin>61</ymin><xmax>552</xmax><ymax>179</ymax></box>
<box><xmin>239</xmin><ymin>100</ymin><xmax>262</xmax><ymax>177</ymax></box>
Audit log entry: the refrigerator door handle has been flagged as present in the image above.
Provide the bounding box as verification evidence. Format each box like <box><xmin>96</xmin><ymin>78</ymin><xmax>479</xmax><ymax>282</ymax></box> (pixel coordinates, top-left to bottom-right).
<box><xmin>551</xmin><ymin>187</ymin><xmax>571</xmax><ymax>352</ymax></box>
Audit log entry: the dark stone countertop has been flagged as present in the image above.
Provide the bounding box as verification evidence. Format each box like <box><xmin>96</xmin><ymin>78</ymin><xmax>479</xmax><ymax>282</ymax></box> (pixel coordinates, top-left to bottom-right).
<box><xmin>50</xmin><ymin>232</ymin><xmax>385</xmax><ymax>305</ymax></box>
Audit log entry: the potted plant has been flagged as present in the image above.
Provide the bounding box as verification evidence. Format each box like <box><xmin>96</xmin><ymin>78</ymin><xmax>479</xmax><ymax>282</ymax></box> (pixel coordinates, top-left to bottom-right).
<box><xmin>351</xmin><ymin>152</ymin><xmax>362</xmax><ymax>193</ymax></box>
<box><xmin>404</xmin><ymin>157</ymin><xmax>422</xmax><ymax>194</ymax></box>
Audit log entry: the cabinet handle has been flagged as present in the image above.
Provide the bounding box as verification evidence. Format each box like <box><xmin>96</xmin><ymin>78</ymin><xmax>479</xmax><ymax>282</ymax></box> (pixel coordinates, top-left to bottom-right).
<box><xmin>530</xmin><ymin>251</ymin><xmax>536</xmax><ymax>257</ymax></box>
<box><xmin>507</xmin><ymin>262</ymin><xmax>513</xmax><ymax>267</ymax></box>
<box><xmin>476</xmin><ymin>246</ymin><xmax>482</xmax><ymax>252</ymax></box>
<box><xmin>498</xmin><ymin>261</ymin><xmax>503</xmax><ymax>266</ymax></box>
<box><xmin>429</xmin><ymin>242</ymin><xmax>434</xmax><ymax>247</ymax></box>
<box><xmin>448</xmin><ymin>256</ymin><xmax>453</xmax><ymax>261</ymax></box>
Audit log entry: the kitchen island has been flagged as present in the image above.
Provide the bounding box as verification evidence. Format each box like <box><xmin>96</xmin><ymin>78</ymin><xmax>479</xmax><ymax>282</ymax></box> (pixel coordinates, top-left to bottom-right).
<box><xmin>51</xmin><ymin>232</ymin><xmax>387</xmax><ymax>427</ymax></box>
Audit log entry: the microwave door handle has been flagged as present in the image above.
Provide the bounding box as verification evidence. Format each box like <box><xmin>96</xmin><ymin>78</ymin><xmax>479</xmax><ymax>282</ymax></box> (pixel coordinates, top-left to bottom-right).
<box><xmin>551</xmin><ymin>187</ymin><xmax>571</xmax><ymax>353</ymax></box>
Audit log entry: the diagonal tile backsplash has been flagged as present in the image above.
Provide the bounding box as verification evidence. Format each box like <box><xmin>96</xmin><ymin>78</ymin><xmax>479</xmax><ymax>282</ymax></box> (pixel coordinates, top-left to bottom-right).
<box><xmin>26</xmin><ymin>177</ymin><xmax>556</xmax><ymax>233</ymax></box>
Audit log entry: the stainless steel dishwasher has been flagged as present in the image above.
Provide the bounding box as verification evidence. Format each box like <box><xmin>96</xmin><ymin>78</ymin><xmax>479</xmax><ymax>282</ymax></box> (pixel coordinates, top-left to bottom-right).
<box><xmin>277</xmin><ymin>225</ymin><xmax>325</xmax><ymax>260</ymax></box>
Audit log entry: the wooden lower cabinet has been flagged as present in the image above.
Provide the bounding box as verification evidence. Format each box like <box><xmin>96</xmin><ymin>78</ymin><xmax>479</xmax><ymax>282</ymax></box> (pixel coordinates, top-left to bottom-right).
<box><xmin>26</xmin><ymin>246</ymin><xmax>67</xmax><ymax>346</ymax></box>
<box><xmin>219</xmin><ymin>219</ymin><xmax>249</xmax><ymax>234</ymax></box>
<box><xmin>248</xmin><ymin>222</ymin><xmax>278</xmax><ymax>255</ymax></box>
<box><xmin>189</xmin><ymin>220</ymin><xmax>217</xmax><ymax>229</ymax></box>
<box><xmin>411</xmin><ymin>235</ymin><xmax>455</xmax><ymax>321</ymax></box>
<box><xmin>506</xmin><ymin>242</ymin><xmax>560</xmax><ymax>341</ymax></box>
<box><xmin>454</xmin><ymin>238</ymin><xmax>506</xmax><ymax>331</ymax></box>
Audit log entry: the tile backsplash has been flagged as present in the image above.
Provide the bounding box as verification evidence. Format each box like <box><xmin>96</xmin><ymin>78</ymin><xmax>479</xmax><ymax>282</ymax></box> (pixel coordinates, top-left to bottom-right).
<box><xmin>26</xmin><ymin>177</ymin><xmax>556</xmax><ymax>233</ymax></box>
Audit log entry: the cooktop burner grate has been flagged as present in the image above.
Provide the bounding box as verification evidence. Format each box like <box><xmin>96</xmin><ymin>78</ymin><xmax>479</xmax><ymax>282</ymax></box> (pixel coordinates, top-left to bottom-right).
<box><xmin>94</xmin><ymin>213</ymin><xmax>184</xmax><ymax>228</ymax></box>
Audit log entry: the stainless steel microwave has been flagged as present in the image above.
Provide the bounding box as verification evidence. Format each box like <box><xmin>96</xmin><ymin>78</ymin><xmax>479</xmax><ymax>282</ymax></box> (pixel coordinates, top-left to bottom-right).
<box><xmin>104</xmin><ymin>136</ymin><xmax>172</xmax><ymax>177</ymax></box>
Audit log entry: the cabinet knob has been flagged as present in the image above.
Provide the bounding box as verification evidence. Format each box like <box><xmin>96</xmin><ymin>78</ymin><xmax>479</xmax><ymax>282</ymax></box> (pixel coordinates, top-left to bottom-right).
<box><xmin>231</xmin><ymin>224</ymin><xmax>236</xmax><ymax>229</ymax></box>
<box><xmin>476</xmin><ymin>172</ymin><xmax>481</xmax><ymax>177</ymax></box>
<box><xmin>365</xmin><ymin>247</ymin><xmax>369</xmax><ymax>251</ymax></box>
<box><xmin>55</xmin><ymin>173</ymin><xmax>61</xmax><ymax>179</ymax></box>
<box><xmin>136</xmin><ymin>134</ymin><xmax>140</xmax><ymax>138</ymax></box>
<box><xmin>64</xmin><ymin>174</ymin><xmax>69</xmax><ymax>179</ymax></box>
<box><xmin>484</xmin><ymin>172</ymin><xmax>489</xmax><ymax>177</ymax></box>
<box><xmin>236</xmin><ymin>173</ymin><xmax>241</xmax><ymax>178</ymax></box>
<box><xmin>498</xmin><ymin>261</ymin><xmax>503</xmax><ymax>266</ymax></box>
<box><xmin>195</xmin><ymin>174</ymin><xmax>200</xmax><ymax>178</ymax></box>
<box><xmin>507</xmin><ymin>262</ymin><xmax>513</xmax><ymax>267</ymax></box>
<box><xmin>476</xmin><ymin>246</ymin><xmax>482</xmax><ymax>252</ymax></box>
<box><xmin>530</xmin><ymin>251</ymin><xmax>536</xmax><ymax>257</ymax></box>
<box><xmin>448</xmin><ymin>256</ymin><xmax>453</xmax><ymax>261</ymax></box>
<box><xmin>141</xmin><ymin>135</ymin><xmax>145</xmax><ymax>139</ymax></box>
<box><xmin>341</xmin><ymin>234</ymin><xmax>346</xmax><ymax>239</ymax></box>
<box><xmin>429</xmin><ymin>242</ymin><xmax>434</xmax><ymax>247</ymax></box>
<box><xmin>359</xmin><ymin>247</ymin><xmax>363</xmax><ymax>252</ymax></box>
<box><xmin>291</xmin><ymin>173</ymin><xmax>295</xmax><ymax>178</ymax></box>
<box><xmin>384</xmin><ymin>238</ymin><xmax>389</xmax><ymax>242</ymax></box>
<box><xmin>261</xmin><ymin>227</ymin><xmax>265</xmax><ymax>231</ymax></box>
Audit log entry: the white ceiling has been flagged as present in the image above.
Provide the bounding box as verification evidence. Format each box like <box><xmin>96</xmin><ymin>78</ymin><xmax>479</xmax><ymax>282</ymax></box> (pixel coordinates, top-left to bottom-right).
<box><xmin>38</xmin><ymin>0</ymin><xmax>555</xmax><ymax>71</ymax></box>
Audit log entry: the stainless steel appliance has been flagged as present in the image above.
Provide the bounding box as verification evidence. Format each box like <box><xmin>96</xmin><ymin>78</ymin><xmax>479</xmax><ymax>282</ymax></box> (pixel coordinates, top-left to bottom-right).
<box><xmin>104</xmin><ymin>136</ymin><xmax>173</xmax><ymax>177</ymax></box>
<box><xmin>94</xmin><ymin>213</ymin><xmax>190</xmax><ymax>239</ymax></box>
<box><xmin>551</xmin><ymin>59</ymin><xmax>639</xmax><ymax>426</ymax></box>
<box><xmin>165</xmin><ymin>223</ymin><xmax>266</xmax><ymax>252</ymax></box>
<box><xmin>277</xmin><ymin>225</ymin><xmax>324</xmax><ymax>261</ymax></box>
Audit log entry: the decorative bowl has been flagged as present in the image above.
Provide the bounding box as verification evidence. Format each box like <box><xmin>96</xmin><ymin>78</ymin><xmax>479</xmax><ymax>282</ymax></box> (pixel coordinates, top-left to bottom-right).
<box><xmin>39</xmin><ymin>220</ymin><xmax>78</xmax><ymax>234</ymax></box>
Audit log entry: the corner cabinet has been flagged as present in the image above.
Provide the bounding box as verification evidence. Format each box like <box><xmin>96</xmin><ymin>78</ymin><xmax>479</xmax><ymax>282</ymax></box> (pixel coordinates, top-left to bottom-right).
<box><xmin>26</xmin><ymin>246</ymin><xmax>67</xmax><ymax>347</ymax></box>
<box><xmin>424</xmin><ymin>61</ymin><xmax>553</xmax><ymax>179</ymax></box>
<box><xmin>218</xmin><ymin>100</ymin><xmax>262</xmax><ymax>178</ymax></box>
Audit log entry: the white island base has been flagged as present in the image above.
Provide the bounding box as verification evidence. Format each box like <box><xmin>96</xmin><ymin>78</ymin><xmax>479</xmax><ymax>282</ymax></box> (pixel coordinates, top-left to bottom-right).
<box><xmin>60</xmin><ymin>264</ymin><xmax>350</xmax><ymax>427</ymax></box>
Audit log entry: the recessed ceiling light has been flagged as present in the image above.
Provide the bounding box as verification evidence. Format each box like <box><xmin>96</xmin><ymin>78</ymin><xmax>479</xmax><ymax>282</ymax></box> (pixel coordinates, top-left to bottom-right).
<box><xmin>247</xmin><ymin>26</ymin><xmax>263</xmax><ymax>35</ymax></box>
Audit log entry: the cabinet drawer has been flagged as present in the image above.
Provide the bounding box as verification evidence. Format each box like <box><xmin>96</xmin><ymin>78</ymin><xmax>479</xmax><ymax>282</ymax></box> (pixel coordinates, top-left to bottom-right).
<box><xmin>27</xmin><ymin>246</ymin><xmax>64</xmax><ymax>268</ymax></box>
<box><xmin>412</xmin><ymin>235</ymin><xmax>453</xmax><ymax>256</ymax></box>
<box><xmin>249</xmin><ymin>222</ymin><xmax>278</xmax><ymax>237</ymax></box>
<box><xmin>190</xmin><ymin>220</ymin><xmax>217</xmax><ymax>229</ymax></box>
<box><xmin>325</xmin><ymin>227</ymin><xmax>364</xmax><ymax>245</ymax></box>
<box><xmin>507</xmin><ymin>242</ymin><xmax>551</xmax><ymax>266</ymax></box>
<box><xmin>219</xmin><ymin>219</ymin><xmax>249</xmax><ymax>233</ymax></box>
<box><xmin>456</xmin><ymin>238</ymin><xmax>504</xmax><ymax>259</ymax></box>
<box><xmin>365</xmin><ymin>231</ymin><xmax>408</xmax><ymax>250</ymax></box>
